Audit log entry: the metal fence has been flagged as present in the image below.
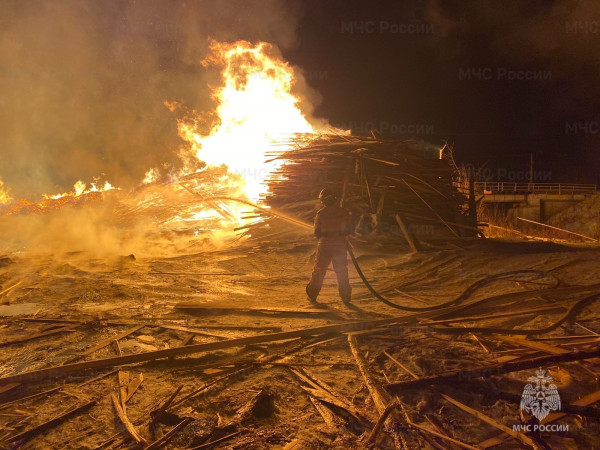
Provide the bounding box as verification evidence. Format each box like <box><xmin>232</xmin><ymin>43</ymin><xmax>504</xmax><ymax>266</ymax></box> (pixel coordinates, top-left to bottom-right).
<box><xmin>474</xmin><ymin>182</ymin><xmax>597</xmax><ymax>195</ymax></box>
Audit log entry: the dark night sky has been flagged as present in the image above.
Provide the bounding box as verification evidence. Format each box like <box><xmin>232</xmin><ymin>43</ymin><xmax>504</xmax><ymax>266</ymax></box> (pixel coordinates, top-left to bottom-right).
<box><xmin>283</xmin><ymin>0</ymin><xmax>600</xmax><ymax>184</ymax></box>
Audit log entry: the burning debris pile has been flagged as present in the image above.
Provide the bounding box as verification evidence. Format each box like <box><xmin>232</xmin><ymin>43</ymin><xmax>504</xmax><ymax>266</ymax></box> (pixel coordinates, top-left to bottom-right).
<box><xmin>243</xmin><ymin>134</ymin><xmax>470</xmax><ymax>246</ymax></box>
<box><xmin>0</xmin><ymin>167</ymin><xmax>252</xmax><ymax>257</ymax></box>
<box><xmin>0</xmin><ymin>179</ymin><xmax>118</xmax><ymax>216</ymax></box>
<box><xmin>1</xmin><ymin>192</ymin><xmax>107</xmax><ymax>216</ymax></box>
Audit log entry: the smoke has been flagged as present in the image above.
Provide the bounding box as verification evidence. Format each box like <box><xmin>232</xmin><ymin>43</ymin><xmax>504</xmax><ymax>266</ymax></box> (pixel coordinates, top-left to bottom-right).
<box><xmin>0</xmin><ymin>0</ymin><xmax>317</xmax><ymax>258</ymax></box>
<box><xmin>0</xmin><ymin>178</ymin><xmax>246</xmax><ymax>258</ymax></box>
<box><xmin>0</xmin><ymin>0</ymin><xmax>302</xmax><ymax>199</ymax></box>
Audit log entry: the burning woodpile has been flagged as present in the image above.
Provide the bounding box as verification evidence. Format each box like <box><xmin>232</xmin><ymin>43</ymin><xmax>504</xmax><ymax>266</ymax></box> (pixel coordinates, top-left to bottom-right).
<box><xmin>240</xmin><ymin>134</ymin><xmax>471</xmax><ymax>247</ymax></box>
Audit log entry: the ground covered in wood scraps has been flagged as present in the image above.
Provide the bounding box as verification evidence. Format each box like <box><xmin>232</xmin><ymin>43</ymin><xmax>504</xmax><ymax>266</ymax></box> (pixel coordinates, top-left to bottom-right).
<box><xmin>1</xmin><ymin>232</ymin><xmax>600</xmax><ymax>449</ymax></box>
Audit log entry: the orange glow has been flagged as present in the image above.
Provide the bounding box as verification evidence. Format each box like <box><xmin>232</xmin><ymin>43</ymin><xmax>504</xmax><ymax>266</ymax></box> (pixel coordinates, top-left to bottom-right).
<box><xmin>2</xmin><ymin>40</ymin><xmax>324</xmax><ymax>237</ymax></box>
<box><xmin>0</xmin><ymin>178</ymin><xmax>117</xmax><ymax>216</ymax></box>
<box><xmin>43</xmin><ymin>179</ymin><xmax>118</xmax><ymax>200</ymax></box>
<box><xmin>142</xmin><ymin>168</ymin><xmax>160</xmax><ymax>185</ymax></box>
<box><xmin>177</xmin><ymin>40</ymin><xmax>315</xmax><ymax>202</ymax></box>
<box><xmin>0</xmin><ymin>178</ymin><xmax>10</xmax><ymax>205</ymax></box>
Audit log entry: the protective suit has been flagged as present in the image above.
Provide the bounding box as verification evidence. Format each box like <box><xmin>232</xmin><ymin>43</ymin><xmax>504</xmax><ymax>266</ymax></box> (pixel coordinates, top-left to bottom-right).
<box><xmin>306</xmin><ymin>191</ymin><xmax>352</xmax><ymax>304</ymax></box>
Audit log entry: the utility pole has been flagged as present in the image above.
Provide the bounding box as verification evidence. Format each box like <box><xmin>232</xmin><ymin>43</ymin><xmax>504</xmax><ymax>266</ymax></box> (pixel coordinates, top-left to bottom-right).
<box><xmin>468</xmin><ymin>165</ymin><xmax>477</xmax><ymax>233</ymax></box>
<box><xmin>529</xmin><ymin>153</ymin><xmax>534</xmax><ymax>191</ymax></box>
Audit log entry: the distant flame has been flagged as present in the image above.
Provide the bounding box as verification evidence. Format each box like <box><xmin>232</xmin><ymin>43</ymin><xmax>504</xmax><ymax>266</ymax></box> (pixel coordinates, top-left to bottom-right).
<box><xmin>143</xmin><ymin>168</ymin><xmax>160</xmax><ymax>185</ymax></box>
<box><xmin>177</xmin><ymin>40</ymin><xmax>316</xmax><ymax>202</ymax></box>
<box><xmin>43</xmin><ymin>179</ymin><xmax>118</xmax><ymax>200</ymax></box>
<box><xmin>0</xmin><ymin>177</ymin><xmax>11</xmax><ymax>205</ymax></box>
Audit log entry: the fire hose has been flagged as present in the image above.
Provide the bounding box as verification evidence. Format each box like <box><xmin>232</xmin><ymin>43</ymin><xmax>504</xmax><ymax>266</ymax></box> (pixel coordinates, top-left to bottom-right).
<box><xmin>347</xmin><ymin>241</ymin><xmax>600</xmax><ymax>335</ymax></box>
<box><xmin>184</xmin><ymin>190</ymin><xmax>600</xmax><ymax>331</ymax></box>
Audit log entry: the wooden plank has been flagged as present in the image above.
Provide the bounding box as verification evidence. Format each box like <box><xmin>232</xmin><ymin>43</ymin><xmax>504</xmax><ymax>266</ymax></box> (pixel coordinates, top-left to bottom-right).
<box><xmin>440</xmin><ymin>394</ymin><xmax>537</xmax><ymax>448</ymax></box>
<box><xmin>174</xmin><ymin>304</ymin><xmax>341</xmax><ymax>316</ymax></box>
<box><xmin>348</xmin><ymin>335</ymin><xmax>408</xmax><ymax>448</ymax></box>
<box><xmin>125</xmin><ymin>374</ymin><xmax>143</xmax><ymax>403</ymax></box>
<box><xmin>181</xmin><ymin>334</ymin><xmax>196</xmax><ymax>346</ymax></box>
<box><xmin>365</xmin><ymin>400</ymin><xmax>400</xmax><ymax>444</ymax></box>
<box><xmin>7</xmin><ymin>400</ymin><xmax>96</xmax><ymax>443</ymax></box>
<box><xmin>189</xmin><ymin>431</ymin><xmax>240</xmax><ymax>450</ymax></box>
<box><xmin>349</xmin><ymin>336</ymin><xmax>392</xmax><ymax>413</ymax></box>
<box><xmin>0</xmin><ymin>386</ymin><xmax>62</xmax><ymax>410</ymax></box>
<box><xmin>19</xmin><ymin>317</ymin><xmax>82</xmax><ymax>325</ymax></box>
<box><xmin>77</xmin><ymin>369</ymin><xmax>119</xmax><ymax>388</ymax></box>
<box><xmin>0</xmin><ymin>280</ymin><xmax>23</xmax><ymax>297</ymax></box>
<box><xmin>62</xmin><ymin>325</ymin><xmax>145</xmax><ymax>364</ymax></box>
<box><xmin>290</xmin><ymin>368</ymin><xmax>371</xmax><ymax>426</ymax></box>
<box><xmin>364</xmin><ymin>156</ymin><xmax>400</xmax><ymax>166</ymax></box>
<box><xmin>0</xmin><ymin>314</ymin><xmax>451</xmax><ymax>386</ymax></box>
<box><xmin>118</xmin><ymin>371</ymin><xmax>129</xmax><ymax>411</ymax></box>
<box><xmin>469</xmin><ymin>332</ymin><xmax>491</xmax><ymax>354</ymax></box>
<box><xmin>395</xmin><ymin>214</ymin><xmax>421</xmax><ymax>252</ymax></box>
<box><xmin>158</xmin><ymin>324</ymin><xmax>232</xmax><ymax>340</ymax></box>
<box><xmin>532</xmin><ymin>335</ymin><xmax>600</xmax><ymax>341</ymax></box>
<box><xmin>283</xmin><ymin>438</ymin><xmax>302</xmax><ymax>449</ymax></box>
<box><xmin>557</xmin><ymin>337</ymin><xmax>600</xmax><ymax>347</ymax></box>
<box><xmin>383</xmin><ymin>352</ymin><xmax>484</xmax><ymax>449</ymax></box>
<box><xmin>310</xmin><ymin>396</ymin><xmax>345</xmax><ymax>431</ymax></box>
<box><xmin>20</xmin><ymin>317</ymin><xmax>282</xmax><ymax>332</ymax></box>
<box><xmin>112</xmin><ymin>340</ymin><xmax>122</xmax><ymax>356</ymax></box>
<box><xmin>386</xmin><ymin>346</ymin><xmax>600</xmax><ymax>392</ymax></box>
<box><xmin>168</xmin><ymin>367</ymin><xmax>254</xmax><ymax>410</ymax></box>
<box><xmin>423</xmin><ymin>415</ymin><xmax>465</xmax><ymax>450</ymax></box>
<box><xmin>148</xmin><ymin>271</ymin><xmax>240</xmax><ymax>276</ymax></box>
<box><xmin>154</xmin><ymin>385</ymin><xmax>184</xmax><ymax>419</ymax></box>
<box><xmin>384</xmin><ymin>351</ymin><xmax>420</xmax><ymax>379</ymax></box>
<box><xmin>404</xmin><ymin>212</ymin><xmax>483</xmax><ymax>234</ymax></box>
<box><xmin>575</xmin><ymin>322</ymin><xmax>600</xmax><ymax>336</ymax></box>
<box><xmin>111</xmin><ymin>393</ymin><xmax>146</xmax><ymax>445</ymax></box>
<box><xmin>0</xmin><ymin>383</ymin><xmax>19</xmax><ymax>396</ymax></box>
<box><xmin>0</xmin><ymin>326</ymin><xmax>77</xmax><ymax>347</ymax></box>
<box><xmin>143</xmin><ymin>417</ymin><xmax>193</xmax><ymax>450</ymax></box>
<box><xmin>517</xmin><ymin>217</ymin><xmax>599</xmax><ymax>242</ymax></box>
<box><xmin>543</xmin><ymin>389</ymin><xmax>600</xmax><ymax>421</ymax></box>
<box><xmin>492</xmin><ymin>335</ymin><xmax>569</xmax><ymax>355</ymax></box>
<box><xmin>360</xmin><ymin>156</ymin><xmax>374</xmax><ymax>212</ymax></box>
<box><xmin>406</xmin><ymin>419</ymin><xmax>479</xmax><ymax>450</ymax></box>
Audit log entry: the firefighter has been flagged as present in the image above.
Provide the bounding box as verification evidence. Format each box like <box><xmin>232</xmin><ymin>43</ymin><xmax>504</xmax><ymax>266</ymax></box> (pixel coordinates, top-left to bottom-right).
<box><xmin>306</xmin><ymin>188</ymin><xmax>352</xmax><ymax>304</ymax></box>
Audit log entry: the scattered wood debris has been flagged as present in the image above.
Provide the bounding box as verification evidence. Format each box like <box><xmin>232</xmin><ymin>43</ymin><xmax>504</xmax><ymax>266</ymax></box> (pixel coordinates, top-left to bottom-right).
<box><xmin>2</xmin><ymin>234</ymin><xmax>600</xmax><ymax>448</ymax></box>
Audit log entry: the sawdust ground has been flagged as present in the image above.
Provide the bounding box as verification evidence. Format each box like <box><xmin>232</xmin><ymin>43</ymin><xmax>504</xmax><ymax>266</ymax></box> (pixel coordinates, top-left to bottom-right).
<box><xmin>1</xmin><ymin>235</ymin><xmax>600</xmax><ymax>449</ymax></box>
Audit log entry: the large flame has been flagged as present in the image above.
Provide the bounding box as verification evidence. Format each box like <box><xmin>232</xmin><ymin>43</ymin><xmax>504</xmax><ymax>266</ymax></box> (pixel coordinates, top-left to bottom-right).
<box><xmin>1</xmin><ymin>40</ymin><xmax>322</xmax><ymax>246</ymax></box>
<box><xmin>0</xmin><ymin>177</ymin><xmax>10</xmax><ymax>205</ymax></box>
<box><xmin>177</xmin><ymin>40</ymin><xmax>315</xmax><ymax>202</ymax></box>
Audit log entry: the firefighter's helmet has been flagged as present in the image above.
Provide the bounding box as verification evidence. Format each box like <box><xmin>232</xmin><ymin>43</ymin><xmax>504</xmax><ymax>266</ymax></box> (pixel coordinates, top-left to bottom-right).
<box><xmin>318</xmin><ymin>188</ymin><xmax>337</xmax><ymax>205</ymax></box>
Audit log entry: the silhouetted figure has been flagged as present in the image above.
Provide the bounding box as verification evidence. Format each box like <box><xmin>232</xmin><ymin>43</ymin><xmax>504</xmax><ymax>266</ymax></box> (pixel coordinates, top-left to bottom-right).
<box><xmin>306</xmin><ymin>188</ymin><xmax>352</xmax><ymax>304</ymax></box>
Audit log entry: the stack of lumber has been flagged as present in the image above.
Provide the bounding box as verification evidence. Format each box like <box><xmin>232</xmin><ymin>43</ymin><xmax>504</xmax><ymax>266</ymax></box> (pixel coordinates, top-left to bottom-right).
<box><xmin>251</xmin><ymin>134</ymin><xmax>469</xmax><ymax>241</ymax></box>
